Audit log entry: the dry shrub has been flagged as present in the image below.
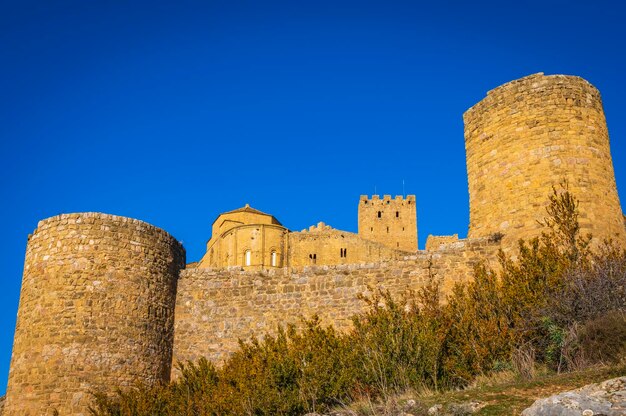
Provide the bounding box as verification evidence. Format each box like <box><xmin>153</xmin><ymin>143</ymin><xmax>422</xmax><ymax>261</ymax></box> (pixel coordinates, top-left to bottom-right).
<box><xmin>511</xmin><ymin>344</ymin><xmax>536</xmax><ymax>380</ymax></box>
<box><xmin>577</xmin><ymin>311</ymin><xmax>626</xmax><ymax>365</ymax></box>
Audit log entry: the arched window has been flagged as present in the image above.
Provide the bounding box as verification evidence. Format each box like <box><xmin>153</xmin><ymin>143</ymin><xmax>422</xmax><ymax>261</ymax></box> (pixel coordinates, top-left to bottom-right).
<box><xmin>245</xmin><ymin>250</ymin><xmax>251</xmax><ymax>266</ymax></box>
<box><xmin>396</xmin><ymin>211</ymin><xmax>399</xmax><ymax>217</ymax></box>
<box><xmin>377</xmin><ymin>211</ymin><xmax>382</xmax><ymax>218</ymax></box>
<box><xmin>271</xmin><ymin>251</ymin><xmax>277</xmax><ymax>267</ymax></box>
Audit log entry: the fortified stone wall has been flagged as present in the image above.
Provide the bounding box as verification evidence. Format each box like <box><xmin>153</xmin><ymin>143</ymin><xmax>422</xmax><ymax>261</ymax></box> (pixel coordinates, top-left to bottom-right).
<box><xmin>4</xmin><ymin>213</ymin><xmax>186</xmax><ymax>416</ymax></box>
<box><xmin>171</xmin><ymin>237</ymin><xmax>500</xmax><ymax>374</ymax></box>
<box><xmin>425</xmin><ymin>234</ymin><xmax>459</xmax><ymax>251</ymax></box>
<box><xmin>465</xmin><ymin>73</ymin><xmax>626</xmax><ymax>250</ymax></box>
<box><xmin>287</xmin><ymin>223</ymin><xmax>409</xmax><ymax>267</ymax></box>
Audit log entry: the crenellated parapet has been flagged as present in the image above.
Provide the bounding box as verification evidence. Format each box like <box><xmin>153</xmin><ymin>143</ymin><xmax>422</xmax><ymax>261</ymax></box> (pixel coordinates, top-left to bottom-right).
<box><xmin>358</xmin><ymin>194</ymin><xmax>418</xmax><ymax>252</ymax></box>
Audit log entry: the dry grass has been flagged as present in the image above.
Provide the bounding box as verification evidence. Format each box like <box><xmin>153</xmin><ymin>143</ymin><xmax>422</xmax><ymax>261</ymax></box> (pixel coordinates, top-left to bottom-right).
<box><xmin>468</xmin><ymin>371</ymin><xmax>518</xmax><ymax>389</ymax></box>
<box><xmin>420</xmin><ymin>364</ymin><xmax>625</xmax><ymax>416</ymax></box>
<box><xmin>332</xmin><ymin>364</ymin><xmax>625</xmax><ymax>416</ymax></box>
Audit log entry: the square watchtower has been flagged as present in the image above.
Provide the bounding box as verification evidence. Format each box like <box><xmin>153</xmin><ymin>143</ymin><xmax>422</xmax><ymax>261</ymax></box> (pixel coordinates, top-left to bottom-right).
<box><xmin>358</xmin><ymin>195</ymin><xmax>417</xmax><ymax>252</ymax></box>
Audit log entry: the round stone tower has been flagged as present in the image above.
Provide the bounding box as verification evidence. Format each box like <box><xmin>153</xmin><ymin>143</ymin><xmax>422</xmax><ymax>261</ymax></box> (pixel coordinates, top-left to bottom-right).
<box><xmin>464</xmin><ymin>73</ymin><xmax>625</xmax><ymax>249</ymax></box>
<box><xmin>4</xmin><ymin>213</ymin><xmax>186</xmax><ymax>416</ymax></box>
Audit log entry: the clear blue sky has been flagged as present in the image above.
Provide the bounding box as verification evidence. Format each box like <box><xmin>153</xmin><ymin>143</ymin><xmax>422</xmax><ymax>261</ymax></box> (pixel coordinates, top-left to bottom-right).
<box><xmin>2</xmin><ymin>0</ymin><xmax>626</xmax><ymax>394</ymax></box>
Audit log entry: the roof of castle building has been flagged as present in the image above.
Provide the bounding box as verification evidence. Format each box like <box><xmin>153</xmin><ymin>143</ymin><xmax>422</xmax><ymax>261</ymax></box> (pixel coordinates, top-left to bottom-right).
<box><xmin>212</xmin><ymin>204</ymin><xmax>283</xmax><ymax>226</ymax></box>
<box><xmin>222</xmin><ymin>204</ymin><xmax>268</xmax><ymax>216</ymax></box>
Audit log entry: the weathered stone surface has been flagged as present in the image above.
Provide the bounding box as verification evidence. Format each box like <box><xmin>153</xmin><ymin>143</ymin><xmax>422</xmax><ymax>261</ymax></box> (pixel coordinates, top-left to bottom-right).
<box><xmin>289</xmin><ymin>224</ymin><xmax>411</xmax><ymax>268</ymax></box>
<box><xmin>522</xmin><ymin>376</ymin><xmax>626</xmax><ymax>416</ymax></box>
<box><xmin>425</xmin><ymin>234</ymin><xmax>459</xmax><ymax>251</ymax></box>
<box><xmin>425</xmin><ymin>401</ymin><xmax>485</xmax><ymax>416</ymax></box>
<box><xmin>172</xmin><ymin>237</ymin><xmax>500</xmax><ymax>375</ymax></box>
<box><xmin>358</xmin><ymin>195</ymin><xmax>418</xmax><ymax>252</ymax></box>
<box><xmin>4</xmin><ymin>213</ymin><xmax>185</xmax><ymax>416</ymax></box>
<box><xmin>465</xmin><ymin>73</ymin><xmax>626</xmax><ymax>252</ymax></box>
<box><xmin>197</xmin><ymin>205</ymin><xmax>288</xmax><ymax>269</ymax></box>
<box><xmin>428</xmin><ymin>404</ymin><xmax>442</xmax><ymax>415</ymax></box>
<box><xmin>197</xmin><ymin>203</ymin><xmax>415</xmax><ymax>271</ymax></box>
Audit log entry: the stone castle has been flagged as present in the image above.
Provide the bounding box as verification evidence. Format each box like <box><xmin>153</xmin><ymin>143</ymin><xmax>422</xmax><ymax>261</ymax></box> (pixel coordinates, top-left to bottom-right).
<box><xmin>4</xmin><ymin>73</ymin><xmax>626</xmax><ymax>415</ymax></box>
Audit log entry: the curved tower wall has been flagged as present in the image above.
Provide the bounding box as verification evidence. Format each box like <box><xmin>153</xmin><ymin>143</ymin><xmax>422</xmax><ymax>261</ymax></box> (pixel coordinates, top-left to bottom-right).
<box><xmin>4</xmin><ymin>213</ymin><xmax>186</xmax><ymax>416</ymax></box>
<box><xmin>464</xmin><ymin>73</ymin><xmax>625</xmax><ymax>249</ymax></box>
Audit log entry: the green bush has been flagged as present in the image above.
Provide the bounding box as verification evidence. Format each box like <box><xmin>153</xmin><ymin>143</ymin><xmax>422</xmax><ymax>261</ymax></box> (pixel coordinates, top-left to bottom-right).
<box><xmin>348</xmin><ymin>284</ymin><xmax>445</xmax><ymax>396</ymax></box>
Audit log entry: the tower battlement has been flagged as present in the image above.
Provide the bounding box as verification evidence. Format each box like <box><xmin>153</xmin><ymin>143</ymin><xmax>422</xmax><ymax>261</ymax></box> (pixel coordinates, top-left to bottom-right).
<box><xmin>359</xmin><ymin>194</ymin><xmax>415</xmax><ymax>203</ymax></box>
<box><xmin>358</xmin><ymin>194</ymin><xmax>418</xmax><ymax>252</ymax></box>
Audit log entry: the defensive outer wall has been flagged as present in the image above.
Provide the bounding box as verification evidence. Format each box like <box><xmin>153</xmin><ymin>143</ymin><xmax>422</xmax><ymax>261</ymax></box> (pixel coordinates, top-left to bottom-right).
<box><xmin>4</xmin><ymin>73</ymin><xmax>626</xmax><ymax>415</ymax></box>
<box><xmin>172</xmin><ymin>237</ymin><xmax>499</xmax><ymax>369</ymax></box>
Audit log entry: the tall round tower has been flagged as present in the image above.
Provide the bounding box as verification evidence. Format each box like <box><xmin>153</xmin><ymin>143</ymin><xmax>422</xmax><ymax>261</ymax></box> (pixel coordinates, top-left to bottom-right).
<box><xmin>464</xmin><ymin>73</ymin><xmax>625</xmax><ymax>249</ymax></box>
<box><xmin>4</xmin><ymin>213</ymin><xmax>186</xmax><ymax>416</ymax></box>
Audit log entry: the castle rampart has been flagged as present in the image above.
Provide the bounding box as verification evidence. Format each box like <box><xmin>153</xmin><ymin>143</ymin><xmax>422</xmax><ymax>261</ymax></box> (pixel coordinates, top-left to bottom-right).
<box><xmin>464</xmin><ymin>73</ymin><xmax>626</xmax><ymax>249</ymax></box>
<box><xmin>171</xmin><ymin>236</ymin><xmax>500</xmax><ymax>374</ymax></box>
<box><xmin>425</xmin><ymin>234</ymin><xmax>460</xmax><ymax>251</ymax></box>
<box><xmin>4</xmin><ymin>213</ymin><xmax>185</xmax><ymax>416</ymax></box>
<box><xmin>286</xmin><ymin>225</ymin><xmax>410</xmax><ymax>267</ymax></box>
